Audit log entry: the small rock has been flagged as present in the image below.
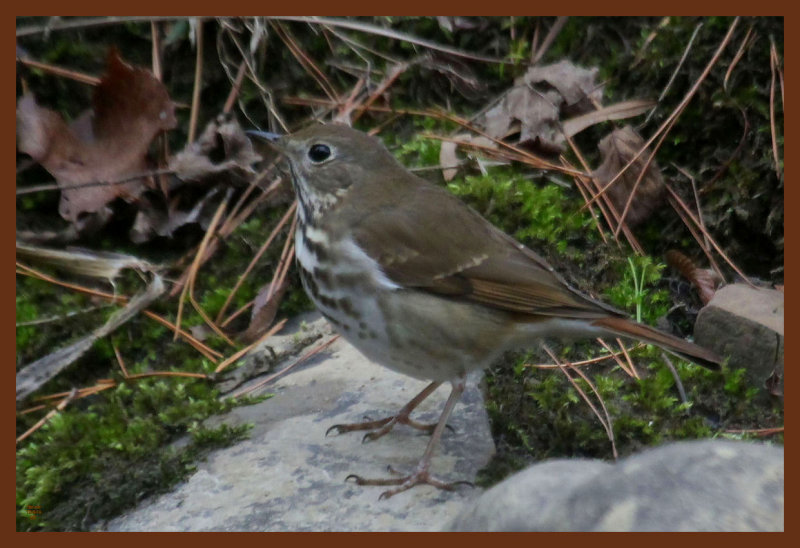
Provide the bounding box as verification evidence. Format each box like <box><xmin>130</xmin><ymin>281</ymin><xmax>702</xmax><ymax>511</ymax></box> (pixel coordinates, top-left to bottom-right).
<box><xmin>447</xmin><ymin>439</ymin><xmax>783</xmax><ymax>531</ymax></box>
<box><xmin>694</xmin><ymin>283</ymin><xmax>784</xmax><ymax>394</ymax></box>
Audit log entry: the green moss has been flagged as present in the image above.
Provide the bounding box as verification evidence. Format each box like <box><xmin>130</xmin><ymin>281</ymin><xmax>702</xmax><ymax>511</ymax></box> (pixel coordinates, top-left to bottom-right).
<box><xmin>447</xmin><ymin>169</ymin><xmax>594</xmax><ymax>253</ymax></box>
<box><xmin>16</xmin><ymin>371</ymin><xmax>267</xmax><ymax>531</ymax></box>
<box><xmin>480</xmin><ymin>350</ymin><xmax>782</xmax><ymax>487</ymax></box>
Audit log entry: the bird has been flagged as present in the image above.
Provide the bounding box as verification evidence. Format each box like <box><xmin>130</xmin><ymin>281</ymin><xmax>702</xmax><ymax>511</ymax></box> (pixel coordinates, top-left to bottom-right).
<box><xmin>248</xmin><ymin>124</ymin><xmax>721</xmax><ymax>499</ymax></box>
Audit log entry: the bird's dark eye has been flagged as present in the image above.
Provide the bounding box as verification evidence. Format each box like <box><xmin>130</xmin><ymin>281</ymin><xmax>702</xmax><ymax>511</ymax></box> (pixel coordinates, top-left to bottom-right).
<box><xmin>308</xmin><ymin>144</ymin><xmax>332</xmax><ymax>163</ymax></box>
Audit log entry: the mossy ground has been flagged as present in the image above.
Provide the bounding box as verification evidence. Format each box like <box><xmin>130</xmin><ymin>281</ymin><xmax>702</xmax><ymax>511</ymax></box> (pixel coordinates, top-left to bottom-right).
<box><xmin>17</xmin><ymin>17</ymin><xmax>782</xmax><ymax>530</ymax></box>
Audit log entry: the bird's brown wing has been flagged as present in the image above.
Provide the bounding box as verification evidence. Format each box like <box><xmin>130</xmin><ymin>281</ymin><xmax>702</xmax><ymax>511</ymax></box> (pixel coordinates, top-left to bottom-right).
<box><xmin>351</xmin><ymin>183</ymin><xmax>622</xmax><ymax>320</ymax></box>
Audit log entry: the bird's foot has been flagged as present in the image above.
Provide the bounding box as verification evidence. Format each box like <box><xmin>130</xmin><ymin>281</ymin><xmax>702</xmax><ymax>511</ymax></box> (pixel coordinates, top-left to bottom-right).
<box><xmin>346</xmin><ymin>465</ymin><xmax>473</xmax><ymax>499</ymax></box>
<box><xmin>326</xmin><ymin>414</ymin><xmax>440</xmax><ymax>442</ymax></box>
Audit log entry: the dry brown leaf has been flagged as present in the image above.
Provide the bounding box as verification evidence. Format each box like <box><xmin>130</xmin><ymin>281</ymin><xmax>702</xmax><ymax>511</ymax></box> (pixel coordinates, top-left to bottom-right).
<box><xmin>478</xmin><ymin>60</ymin><xmax>606</xmax><ymax>155</ymax></box>
<box><xmin>130</xmin><ymin>188</ymin><xmax>225</xmax><ymax>243</ymax></box>
<box><xmin>523</xmin><ymin>60</ymin><xmax>603</xmax><ymax>114</ymax></box>
<box><xmin>16</xmin><ymin>49</ymin><xmax>177</xmax><ymax>223</ymax></box>
<box><xmin>594</xmin><ymin>126</ymin><xmax>666</xmax><ymax>227</ymax></box>
<box><xmin>481</xmin><ymin>85</ymin><xmax>561</xmax><ymax>154</ymax></box>
<box><xmin>129</xmin><ymin>116</ymin><xmax>260</xmax><ymax>243</ymax></box>
<box><xmin>168</xmin><ymin>115</ymin><xmax>261</xmax><ymax>183</ymax></box>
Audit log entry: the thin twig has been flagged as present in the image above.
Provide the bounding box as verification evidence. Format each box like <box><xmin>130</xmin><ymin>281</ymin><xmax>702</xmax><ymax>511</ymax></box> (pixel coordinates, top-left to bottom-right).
<box><xmin>723</xmin><ymin>24</ymin><xmax>755</xmax><ymax>92</ymax></box>
<box><xmin>769</xmin><ymin>38</ymin><xmax>782</xmax><ymax>179</ymax></box>
<box><xmin>666</xmin><ymin>186</ymin><xmax>752</xmax><ymax>285</ymax></box>
<box><xmin>596</xmin><ymin>338</ymin><xmax>637</xmax><ymax>379</ymax></box>
<box><xmin>271</xmin><ymin>20</ymin><xmax>338</xmax><ymax>102</ymax></box>
<box><xmin>630</xmin><ymin>17</ymin><xmax>671</xmax><ymax>69</ymax></box>
<box><xmin>187</xmin><ymin>17</ymin><xmax>205</xmax><ymax>144</ymax></box>
<box><xmin>271</xmin><ymin>16</ymin><xmax>510</xmax><ymax>65</ymax></box>
<box><xmin>223</xmin><ymin>61</ymin><xmax>248</xmax><ymax>114</ymax></box>
<box><xmin>525</xmin><ymin>343</ymin><xmax>645</xmax><ymax>369</ymax></box>
<box><xmin>351</xmin><ymin>62</ymin><xmax>408</xmax><ymax>124</ymax></box>
<box><xmin>660</xmin><ymin>352</ymin><xmax>688</xmax><ymax>405</ymax></box>
<box><xmin>543</xmin><ymin>345</ymin><xmax>617</xmax><ymax>459</ymax></box>
<box><xmin>284</xmin><ymin>96</ymin><xmax>588</xmax><ymax>178</ymax></box>
<box><xmin>562</xmin><ymin>135</ymin><xmax>628</xmax><ymax>249</ymax></box>
<box><xmin>724</xmin><ymin>427</ymin><xmax>783</xmax><ymax>437</ymax></box>
<box><xmin>16</xmin><ymin>57</ymin><xmax>100</xmax><ymax>85</ymax></box>
<box><xmin>17</xmin><ymin>16</ymin><xmax>184</xmax><ymax>37</ymax></box>
<box><xmin>563</xmin><ymin>135</ymin><xmax>644</xmax><ymax>253</ymax></box>
<box><xmin>141</xmin><ymin>310</ymin><xmax>221</xmax><ymax>361</ymax></box>
<box><xmin>151</xmin><ymin>20</ymin><xmax>163</xmax><ymax>81</ymax></box>
<box><xmin>673</xmin><ymin>164</ymin><xmax>721</xmax><ymax>274</ymax></box>
<box><xmin>249</xmin><ymin>213</ymin><xmax>298</xmax><ymax>326</ymax></box>
<box><xmin>124</xmin><ymin>371</ymin><xmax>208</xmax><ymax>380</ymax></box>
<box><xmin>567</xmin><ymin>362</ymin><xmax>618</xmax><ymax>460</ymax></box>
<box><xmin>176</xmin><ymin>190</ymin><xmax>236</xmax><ymax>346</ymax></box>
<box><xmin>16</xmin><ymin>168</ymin><xmax>175</xmax><ymax>196</ymax></box>
<box><xmin>333</xmin><ymin>76</ymin><xmax>366</xmax><ymax>125</ymax></box>
<box><xmin>530</xmin><ymin>16</ymin><xmax>568</xmax><ymax>65</ymax></box>
<box><xmin>112</xmin><ymin>344</ymin><xmax>129</xmax><ymax>378</ymax></box>
<box><xmin>421</xmin><ymin>132</ymin><xmax>584</xmax><ymax>177</ymax></box>
<box><xmin>174</xmin><ymin>195</ymin><xmax>223</xmax><ymax>340</ymax></box>
<box><xmin>529</xmin><ymin>18</ymin><xmax>540</xmax><ymax>64</ymax></box>
<box><xmin>214</xmin><ymin>318</ymin><xmax>288</xmax><ymax>374</ymax></box>
<box><xmin>643</xmin><ymin>21</ymin><xmax>703</xmax><ymax>126</ymax></box>
<box><xmin>668</xmin><ymin>195</ymin><xmax>725</xmax><ymax>280</ymax></box>
<box><xmin>17</xmin><ymin>389</ymin><xmax>78</xmax><ymax>443</ymax></box>
<box><xmin>19</xmin><ymin>369</ymin><xmax>211</xmax><ymax>419</ymax></box>
<box><xmin>217</xmin><ymin>201</ymin><xmax>297</xmax><ymax>324</ymax></box>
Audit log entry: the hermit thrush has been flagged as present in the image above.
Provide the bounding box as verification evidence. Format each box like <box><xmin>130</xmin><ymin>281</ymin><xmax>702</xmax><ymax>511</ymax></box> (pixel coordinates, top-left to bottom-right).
<box><xmin>249</xmin><ymin>124</ymin><xmax>720</xmax><ymax>499</ymax></box>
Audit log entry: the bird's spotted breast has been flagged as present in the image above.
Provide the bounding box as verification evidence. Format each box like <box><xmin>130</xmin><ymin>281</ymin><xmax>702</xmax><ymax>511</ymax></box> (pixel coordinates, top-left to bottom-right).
<box><xmin>295</xmin><ymin>224</ymin><xmax>394</xmax><ymax>353</ymax></box>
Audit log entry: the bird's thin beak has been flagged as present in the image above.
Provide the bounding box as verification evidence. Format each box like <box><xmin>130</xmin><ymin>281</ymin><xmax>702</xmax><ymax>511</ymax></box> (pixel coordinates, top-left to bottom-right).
<box><xmin>246</xmin><ymin>130</ymin><xmax>285</xmax><ymax>152</ymax></box>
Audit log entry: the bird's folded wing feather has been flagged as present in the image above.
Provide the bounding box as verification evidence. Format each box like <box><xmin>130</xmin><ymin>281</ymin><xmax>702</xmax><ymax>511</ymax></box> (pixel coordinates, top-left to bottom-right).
<box><xmin>351</xmin><ymin>184</ymin><xmax>622</xmax><ymax>319</ymax></box>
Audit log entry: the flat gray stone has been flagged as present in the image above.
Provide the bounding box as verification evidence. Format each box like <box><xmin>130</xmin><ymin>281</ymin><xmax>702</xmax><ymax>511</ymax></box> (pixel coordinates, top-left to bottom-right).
<box><xmin>103</xmin><ymin>314</ymin><xmax>495</xmax><ymax>531</ymax></box>
<box><xmin>695</xmin><ymin>283</ymin><xmax>784</xmax><ymax>394</ymax></box>
<box><xmin>447</xmin><ymin>459</ymin><xmax>613</xmax><ymax>531</ymax></box>
<box><xmin>447</xmin><ymin>439</ymin><xmax>784</xmax><ymax>531</ymax></box>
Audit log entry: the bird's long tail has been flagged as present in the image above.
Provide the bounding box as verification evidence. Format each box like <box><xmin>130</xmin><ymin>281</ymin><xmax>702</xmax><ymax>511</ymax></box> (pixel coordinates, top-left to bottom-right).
<box><xmin>591</xmin><ymin>316</ymin><xmax>721</xmax><ymax>370</ymax></box>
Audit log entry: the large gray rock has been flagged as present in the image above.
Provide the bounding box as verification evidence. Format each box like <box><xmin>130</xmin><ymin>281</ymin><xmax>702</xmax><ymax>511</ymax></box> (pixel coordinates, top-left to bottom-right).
<box><xmin>695</xmin><ymin>283</ymin><xmax>784</xmax><ymax>394</ymax></box>
<box><xmin>447</xmin><ymin>439</ymin><xmax>783</xmax><ymax>531</ymax></box>
<box><xmin>103</xmin><ymin>313</ymin><xmax>495</xmax><ymax>531</ymax></box>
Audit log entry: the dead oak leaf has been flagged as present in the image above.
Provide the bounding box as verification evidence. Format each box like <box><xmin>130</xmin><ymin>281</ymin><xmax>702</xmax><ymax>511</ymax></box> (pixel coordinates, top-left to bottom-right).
<box><xmin>594</xmin><ymin>126</ymin><xmax>666</xmax><ymax>227</ymax></box>
<box><xmin>523</xmin><ymin>60</ymin><xmax>603</xmax><ymax>114</ymax></box>
<box><xmin>478</xmin><ymin>60</ymin><xmax>604</xmax><ymax>155</ymax></box>
<box><xmin>168</xmin><ymin>115</ymin><xmax>261</xmax><ymax>183</ymax></box>
<box><xmin>16</xmin><ymin>49</ymin><xmax>176</xmax><ymax>223</ymax></box>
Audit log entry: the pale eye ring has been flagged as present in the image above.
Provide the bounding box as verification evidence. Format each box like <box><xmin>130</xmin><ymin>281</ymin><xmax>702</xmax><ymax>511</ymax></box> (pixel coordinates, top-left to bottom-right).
<box><xmin>308</xmin><ymin>143</ymin><xmax>332</xmax><ymax>163</ymax></box>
